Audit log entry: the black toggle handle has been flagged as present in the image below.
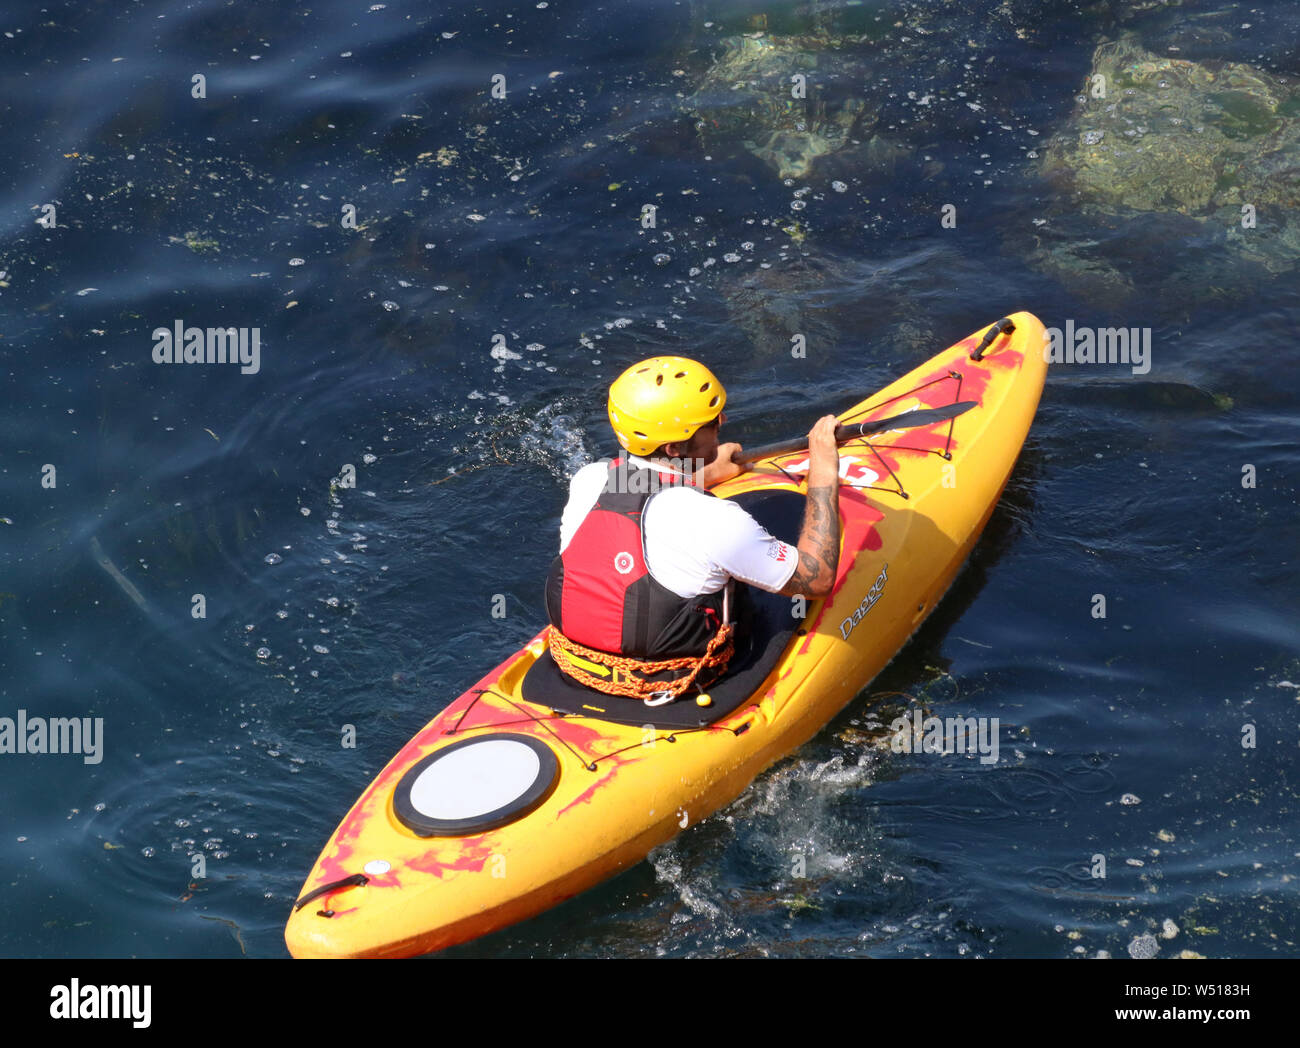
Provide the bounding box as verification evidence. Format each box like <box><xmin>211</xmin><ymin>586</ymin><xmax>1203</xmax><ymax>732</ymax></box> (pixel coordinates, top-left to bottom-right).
<box><xmin>970</xmin><ymin>317</ymin><xmax>1015</xmax><ymax>361</ymax></box>
<box><xmin>293</xmin><ymin>873</ymin><xmax>369</xmax><ymax>912</ymax></box>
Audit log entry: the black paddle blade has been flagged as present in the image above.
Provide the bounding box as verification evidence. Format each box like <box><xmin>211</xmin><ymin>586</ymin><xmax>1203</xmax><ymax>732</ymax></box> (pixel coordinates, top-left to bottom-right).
<box><xmin>851</xmin><ymin>399</ymin><xmax>978</xmax><ymax>438</ymax></box>
<box><xmin>736</xmin><ymin>400</ymin><xmax>978</xmax><ymax>465</ymax></box>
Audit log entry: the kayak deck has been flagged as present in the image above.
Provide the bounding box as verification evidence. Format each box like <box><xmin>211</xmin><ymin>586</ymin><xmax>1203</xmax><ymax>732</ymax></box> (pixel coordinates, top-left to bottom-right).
<box><xmin>285</xmin><ymin>312</ymin><xmax>1048</xmax><ymax>958</ymax></box>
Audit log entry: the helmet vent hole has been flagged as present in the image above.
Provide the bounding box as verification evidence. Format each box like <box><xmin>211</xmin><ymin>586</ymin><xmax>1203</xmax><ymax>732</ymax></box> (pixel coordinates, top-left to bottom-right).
<box><xmin>634</xmin><ymin>430</ymin><xmax>647</xmax><ymax>437</ymax></box>
<box><xmin>709</xmin><ymin>396</ymin><xmax>719</xmax><ymax>407</ymax></box>
<box><xmin>699</xmin><ymin>382</ymin><xmax>711</xmax><ymax>392</ymax></box>
<box><xmin>675</xmin><ymin>371</ymin><xmax>686</xmax><ymax>378</ymax></box>
<box><xmin>655</xmin><ymin>375</ymin><xmax>663</xmax><ymax>385</ymax></box>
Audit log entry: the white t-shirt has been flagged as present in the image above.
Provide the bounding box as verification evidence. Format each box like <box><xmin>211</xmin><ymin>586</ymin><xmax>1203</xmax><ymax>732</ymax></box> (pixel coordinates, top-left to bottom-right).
<box><xmin>558</xmin><ymin>457</ymin><xmax>798</xmax><ymax>599</ymax></box>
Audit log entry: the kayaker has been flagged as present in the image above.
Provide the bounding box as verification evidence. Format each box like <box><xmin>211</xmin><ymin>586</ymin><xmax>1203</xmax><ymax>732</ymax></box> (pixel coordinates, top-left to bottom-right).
<box><xmin>545</xmin><ymin>356</ymin><xmax>840</xmax><ymax>705</ymax></box>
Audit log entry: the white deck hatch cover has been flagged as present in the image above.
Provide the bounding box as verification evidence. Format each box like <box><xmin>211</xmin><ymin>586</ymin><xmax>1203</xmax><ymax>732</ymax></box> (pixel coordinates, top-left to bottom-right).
<box><xmin>393</xmin><ymin>733</ymin><xmax>559</xmax><ymax>837</ymax></box>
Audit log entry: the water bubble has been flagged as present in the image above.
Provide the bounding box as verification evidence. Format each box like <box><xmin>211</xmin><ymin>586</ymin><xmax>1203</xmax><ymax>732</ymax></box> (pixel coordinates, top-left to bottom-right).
<box><xmin>381</xmin><ymin>300</ymin><xmax>399</xmax><ymax>311</ymax></box>
<box><xmin>1120</xmin><ymin>792</ymin><xmax>1141</xmax><ymax>805</ymax></box>
<box><xmin>652</xmin><ymin>253</ymin><xmax>671</xmax><ymax>266</ymax></box>
<box><xmin>264</xmin><ymin>553</ymin><xmax>282</xmax><ymax>565</ymax></box>
<box><xmin>141</xmin><ymin>847</ymin><xmax>155</xmax><ymax>858</ymax></box>
<box><xmin>1127</xmin><ymin>934</ymin><xmax>1159</xmax><ymax>959</ymax></box>
<box><xmin>289</xmin><ymin>258</ymin><xmax>305</xmax><ymax>266</ymax></box>
<box><xmin>790</xmin><ymin>200</ymin><xmax>806</xmax><ymax>211</ymax></box>
<box><xmin>1081</xmin><ymin>130</ymin><xmax>1105</xmax><ymax>146</ymax></box>
<box><xmin>256</xmin><ymin>647</ymin><xmax>271</xmax><ymax>660</ymax></box>
<box><xmin>313</xmin><ymin>644</ymin><xmax>330</xmax><ymax>654</ymax></box>
<box><xmin>831</xmin><ymin>181</ymin><xmax>847</xmax><ymax>193</ymax></box>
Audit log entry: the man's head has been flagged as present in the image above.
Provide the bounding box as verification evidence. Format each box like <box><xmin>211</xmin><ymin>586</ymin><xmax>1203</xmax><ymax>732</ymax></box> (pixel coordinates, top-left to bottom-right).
<box><xmin>657</xmin><ymin>409</ymin><xmax>727</xmax><ymax>466</ymax></box>
<box><xmin>607</xmin><ymin>357</ymin><xmax>726</xmax><ymax>467</ymax></box>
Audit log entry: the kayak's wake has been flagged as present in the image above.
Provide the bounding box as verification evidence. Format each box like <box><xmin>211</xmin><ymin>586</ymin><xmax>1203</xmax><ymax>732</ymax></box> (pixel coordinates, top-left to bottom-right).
<box><xmin>645</xmin><ymin>746</ymin><xmax>882</xmax><ymax>953</ymax></box>
<box><xmin>431</xmin><ymin>398</ymin><xmax>593</xmax><ymax>486</ymax></box>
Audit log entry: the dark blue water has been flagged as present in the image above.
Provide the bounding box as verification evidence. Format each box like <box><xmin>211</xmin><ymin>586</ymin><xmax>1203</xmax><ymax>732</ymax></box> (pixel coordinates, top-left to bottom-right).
<box><xmin>2</xmin><ymin>0</ymin><xmax>1297</xmax><ymax>958</ymax></box>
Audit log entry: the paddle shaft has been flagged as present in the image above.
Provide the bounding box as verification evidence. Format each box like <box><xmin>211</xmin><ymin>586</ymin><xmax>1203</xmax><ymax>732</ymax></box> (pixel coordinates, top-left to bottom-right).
<box><xmin>734</xmin><ymin>400</ymin><xmax>977</xmax><ymax>466</ymax></box>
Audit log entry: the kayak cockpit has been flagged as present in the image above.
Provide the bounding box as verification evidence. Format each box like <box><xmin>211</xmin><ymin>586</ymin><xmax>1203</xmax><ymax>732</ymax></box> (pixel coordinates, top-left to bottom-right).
<box><xmin>520</xmin><ymin>489</ymin><xmax>808</xmax><ymax>728</ymax></box>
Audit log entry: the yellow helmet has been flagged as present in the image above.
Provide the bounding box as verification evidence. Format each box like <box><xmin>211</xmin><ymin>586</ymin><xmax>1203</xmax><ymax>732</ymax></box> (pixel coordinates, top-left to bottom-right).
<box><xmin>607</xmin><ymin>357</ymin><xmax>726</xmax><ymax>456</ymax></box>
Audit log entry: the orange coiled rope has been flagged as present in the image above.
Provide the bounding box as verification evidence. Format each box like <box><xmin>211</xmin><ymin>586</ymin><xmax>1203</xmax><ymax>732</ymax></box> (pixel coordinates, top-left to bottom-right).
<box><xmin>547</xmin><ymin>623</ymin><xmax>735</xmax><ymax>701</ymax></box>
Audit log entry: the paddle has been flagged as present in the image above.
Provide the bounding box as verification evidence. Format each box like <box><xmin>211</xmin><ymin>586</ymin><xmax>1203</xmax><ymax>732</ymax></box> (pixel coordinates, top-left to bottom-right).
<box><xmin>734</xmin><ymin>400</ymin><xmax>978</xmax><ymax>466</ymax></box>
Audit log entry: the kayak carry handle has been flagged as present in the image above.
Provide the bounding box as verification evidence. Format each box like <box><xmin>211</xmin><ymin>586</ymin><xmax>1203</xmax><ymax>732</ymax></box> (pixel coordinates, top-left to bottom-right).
<box><xmin>293</xmin><ymin>873</ymin><xmax>369</xmax><ymax>912</ymax></box>
<box><xmin>970</xmin><ymin>317</ymin><xmax>1015</xmax><ymax>361</ymax></box>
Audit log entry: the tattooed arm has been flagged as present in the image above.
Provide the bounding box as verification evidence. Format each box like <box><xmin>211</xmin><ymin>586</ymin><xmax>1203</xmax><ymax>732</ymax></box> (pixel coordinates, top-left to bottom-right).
<box><xmin>780</xmin><ymin>415</ymin><xmax>841</xmax><ymax>598</ymax></box>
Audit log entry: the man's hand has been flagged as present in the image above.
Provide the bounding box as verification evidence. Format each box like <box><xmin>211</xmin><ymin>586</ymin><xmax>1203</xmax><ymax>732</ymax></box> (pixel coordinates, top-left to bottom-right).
<box><xmin>807</xmin><ymin>415</ymin><xmax>840</xmax><ymax>485</ymax></box>
<box><xmin>695</xmin><ymin>442</ymin><xmax>747</xmax><ymax>488</ymax></box>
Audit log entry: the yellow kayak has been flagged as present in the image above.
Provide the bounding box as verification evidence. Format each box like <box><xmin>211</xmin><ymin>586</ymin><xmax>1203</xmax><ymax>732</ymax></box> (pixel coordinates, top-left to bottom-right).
<box><xmin>285</xmin><ymin>311</ymin><xmax>1048</xmax><ymax>958</ymax></box>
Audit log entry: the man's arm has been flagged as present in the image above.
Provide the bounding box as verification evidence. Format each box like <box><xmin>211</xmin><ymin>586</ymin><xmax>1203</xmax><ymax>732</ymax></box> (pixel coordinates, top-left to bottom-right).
<box><xmin>778</xmin><ymin>416</ymin><xmax>840</xmax><ymax>598</ymax></box>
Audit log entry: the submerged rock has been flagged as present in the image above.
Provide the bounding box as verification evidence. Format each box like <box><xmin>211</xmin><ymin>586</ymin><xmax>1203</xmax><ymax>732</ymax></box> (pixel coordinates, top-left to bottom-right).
<box><xmin>1026</xmin><ymin>37</ymin><xmax>1300</xmax><ymax>303</ymax></box>
<box><xmin>684</xmin><ymin>29</ymin><xmax>878</xmax><ymax>180</ymax></box>
<box><xmin>718</xmin><ymin>250</ymin><xmax>843</xmax><ymax>355</ymax></box>
<box><xmin>1041</xmin><ymin>39</ymin><xmax>1299</xmax><ymax>217</ymax></box>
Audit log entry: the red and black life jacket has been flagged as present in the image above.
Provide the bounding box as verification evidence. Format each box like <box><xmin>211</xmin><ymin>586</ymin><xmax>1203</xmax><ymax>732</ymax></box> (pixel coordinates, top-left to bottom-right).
<box><xmin>545</xmin><ymin>459</ymin><xmax>729</xmax><ymax>660</ymax></box>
